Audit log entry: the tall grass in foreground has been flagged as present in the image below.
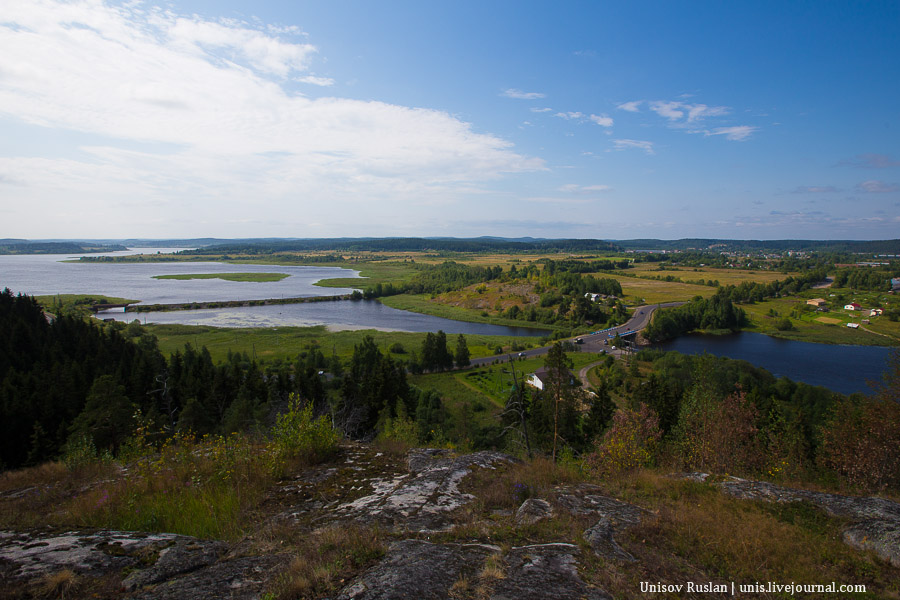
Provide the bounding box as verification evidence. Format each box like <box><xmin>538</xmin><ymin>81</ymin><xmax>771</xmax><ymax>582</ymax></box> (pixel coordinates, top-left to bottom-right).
<box><xmin>1</xmin><ymin>394</ymin><xmax>340</xmax><ymax>541</ymax></box>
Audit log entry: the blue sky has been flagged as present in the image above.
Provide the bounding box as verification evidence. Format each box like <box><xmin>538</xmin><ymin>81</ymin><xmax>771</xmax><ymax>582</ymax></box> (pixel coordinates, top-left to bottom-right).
<box><xmin>1</xmin><ymin>0</ymin><xmax>898</xmax><ymax>240</ymax></box>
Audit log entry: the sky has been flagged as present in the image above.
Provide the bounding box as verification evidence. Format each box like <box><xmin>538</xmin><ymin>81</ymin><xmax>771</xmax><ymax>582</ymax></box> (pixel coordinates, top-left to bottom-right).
<box><xmin>1</xmin><ymin>0</ymin><xmax>898</xmax><ymax>241</ymax></box>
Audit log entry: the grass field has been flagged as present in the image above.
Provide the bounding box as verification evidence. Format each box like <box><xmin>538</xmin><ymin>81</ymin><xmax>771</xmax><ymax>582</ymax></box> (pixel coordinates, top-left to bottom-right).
<box><xmin>626</xmin><ymin>262</ymin><xmax>791</xmax><ymax>285</ymax></box>
<box><xmin>584</xmin><ymin>272</ymin><xmax>716</xmax><ymax>305</ymax></box>
<box><xmin>381</xmin><ymin>293</ymin><xmax>555</xmax><ymax>332</ymax></box>
<box><xmin>152</xmin><ymin>272</ymin><xmax>290</xmax><ymax>282</ymax></box>
<box><xmin>740</xmin><ymin>296</ymin><xmax>899</xmax><ymax>346</ymax></box>
<box><xmin>143</xmin><ymin>323</ymin><xmax>543</xmax><ymax>363</ymax></box>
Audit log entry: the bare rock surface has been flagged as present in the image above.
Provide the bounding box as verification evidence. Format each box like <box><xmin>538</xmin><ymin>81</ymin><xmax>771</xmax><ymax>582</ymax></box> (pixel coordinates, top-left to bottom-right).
<box><xmin>329</xmin><ymin>449</ymin><xmax>514</xmax><ymax>532</ymax></box>
<box><xmin>0</xmin><ymin>529</ymin><xmax>224</xmax><ymax>582</ymax></box>
<box><xmin>715</xmin><ymin>477</ymin><xmax>900</xmax><ymax>567</ymax></box>
<box><xmin>335</xmin><ymin>540</ymin><xmax>611</xmax><ymax>600</ymax></box>
<box><xmin>335</xmin><ymin>539</ymin><xmax>495</xmax><ymax>600</ymax></box>
<box><xmin>515</xmin><ymin>498</ymin><xmax>553</xmax><ymax>526</ymax></box>
<box><xmin>555</xmin><ymin>483</ymin><xmax>651</xmax><ymax>561</ymax></box>
<box><xmin>128</xmin><ymin>554</ymin><xmax>287</xmax><ymax>600</ymax></box>
<box><xmin>491</xmin><ymin>543</ymin><xmax>612</xmax><ymax>600</ymax></box>
<box><xmin>0</xmin><ymin>529</ymin><xmax>285</xmax><ymax>598</ymax></box>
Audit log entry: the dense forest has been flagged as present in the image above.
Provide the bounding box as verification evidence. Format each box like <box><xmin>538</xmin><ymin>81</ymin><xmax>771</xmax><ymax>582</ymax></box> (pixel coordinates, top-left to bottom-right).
<box><xmin>643</xmin><ymin>291</ymin><xmax>747</xmax><ymax>342</ymax></box>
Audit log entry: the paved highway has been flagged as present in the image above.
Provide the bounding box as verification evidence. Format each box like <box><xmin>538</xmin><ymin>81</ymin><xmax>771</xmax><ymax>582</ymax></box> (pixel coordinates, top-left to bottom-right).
<box><xmin>469</xmin><ymin>301</ymin><xmax>686</xmax><ymax>368</ymax></box>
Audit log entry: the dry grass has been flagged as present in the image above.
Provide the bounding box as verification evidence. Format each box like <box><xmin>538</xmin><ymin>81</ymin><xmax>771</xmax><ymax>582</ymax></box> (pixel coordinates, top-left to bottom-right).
<box><xmin>0</xmin><ymin>461</ymin><xmax>123</xmax><ymax>530</ymax></box>
<box><xmin>587</xmin><ymin>470</ymin><xmax>900</xmax><ymax>599</ymax></box>
<box><xmin>36</xmin><ymin>569</ymin><xmax>78</xmax><ymax>599</ymax></box>
<box><xmin>269</xmin><ymin>524</ymin><xmax>385</xmax><ymax>600</ymax></box>
<box><xmin>464</xmin><ymin>456</ymin><xmax>585</xmax><ymax>512</ymax></box>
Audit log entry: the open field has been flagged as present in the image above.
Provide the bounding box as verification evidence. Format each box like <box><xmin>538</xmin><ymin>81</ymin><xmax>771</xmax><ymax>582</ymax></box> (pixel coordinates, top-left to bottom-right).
<box><xmin>143</xmin><ymin>323</ymin><xmax>543</xmax><ymax>364</ymax></box>
<box><xmin>625</xmin><ymin>262</ymin><xmax>792</xmax><ymax>285</ymax></box>
<box><xmin>311</xmin><ymin>261</ymin><xmax>419</xmax><ymax>289</ymax></box>
<box><xmin>35</xmin><ymin>293</ymin><xmax>139</xmax><ymax>307</ymax></box>
<box><xmin>740</xmin><ymin>296</ymin><xmax>899</xmax><ymax>346</ymax></box>
<box><xmin>381</xmin><ymin>293</ymin><xmax>556</xmax><ymax>332</ymax></box>
<box><xmin>152</xmin><ymin>272</ymin><xmax>290</xmax><ymax>282</ymax></box>
<box><xmin>583</xmin><ymin>272</ymin><xmax>716</xmax><ymax>305</ymax></box>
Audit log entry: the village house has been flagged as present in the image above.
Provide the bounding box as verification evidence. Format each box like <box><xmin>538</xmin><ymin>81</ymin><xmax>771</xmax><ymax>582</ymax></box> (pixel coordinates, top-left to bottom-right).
<box><xmin>806</xmin><ymin>298</ymin><xmax>826</xmax><ymax>307</ymax></box>
<box><xmin>844</xmin><ymin>303</ymin><xmax>862</xmax><ymax>311</ymax></box>
<box><xmin>526</xmin><ymin>366</ymin><xmax>576</xmax><ymax>391</ymax></box>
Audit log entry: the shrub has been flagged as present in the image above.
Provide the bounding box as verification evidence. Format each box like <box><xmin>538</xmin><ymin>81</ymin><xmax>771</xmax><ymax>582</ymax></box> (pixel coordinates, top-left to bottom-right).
<box><xmin>584</xmin><ymin>403</ymin><xmax>662</xmax><ymax>478</ymax></box>
<box><xmin>677</xmin><ymin>388</ymin><xmax>762</xmax><ymax>475</ymax></box>
<box><xmin>269</xmin><ymin>394</ymin><xmax>340</xmax><ymax>475</ymax></box>
<box><xmin>818</xmin><ymin>398</ymin><xmax>900</xmax><ymax>491</ymax></box>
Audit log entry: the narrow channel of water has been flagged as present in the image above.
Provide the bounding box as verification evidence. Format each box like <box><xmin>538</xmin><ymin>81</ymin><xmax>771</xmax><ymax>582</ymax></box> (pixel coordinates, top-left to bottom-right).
<box><xmin>652</xmin><ymin>332</ymin><xmax>893</xmax><ymax>395</ymax></box>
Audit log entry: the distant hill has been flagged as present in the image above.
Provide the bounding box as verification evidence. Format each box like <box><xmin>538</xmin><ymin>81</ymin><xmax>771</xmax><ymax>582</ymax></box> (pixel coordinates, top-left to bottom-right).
<box><xmin>611</xmin><ymin>238</ymin><xmax>900</xmax><ymax>254</ymax></box>
<box><xmin>190</xmin><ymin>237</ymin><xmax>621</xmax><ymax>254</ymax></box>
<box><xmin>0</xmin><ymin>241</ymin><xmax>127</xmax><ymax>255</ymax></box>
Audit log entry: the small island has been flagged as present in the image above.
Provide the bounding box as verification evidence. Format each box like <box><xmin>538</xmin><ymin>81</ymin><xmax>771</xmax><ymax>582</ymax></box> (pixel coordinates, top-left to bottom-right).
<box><xmin>152</xmin><ymin>272</ymin><xmax>290</xmax><ymax>282</ymax></box>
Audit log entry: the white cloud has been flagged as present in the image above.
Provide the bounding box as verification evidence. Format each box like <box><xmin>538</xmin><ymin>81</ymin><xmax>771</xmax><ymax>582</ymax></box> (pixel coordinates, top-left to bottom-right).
<box><xmin>589</xmin><ymin>114</ymin><xmax>613</xmax><ymax>127</ymax></box>
<box><xmin>649</xmin><ymin>101</ymin><xmax>685</xmax><ymax>121</ymax></box>
<box><xmin>649</xmin><ymin>100</ymin><xmax>728</xmax><ymax>123</ymax></box>
<box><xmin>554</xmin><ymin>111</ymin><xmax>584</xmax><ymax>120</ymax></box>
<box><xmin>502</xmin><ymin>88</ymin><xmax>546</xmax><ymax>99</ymax></box>
<box><xmin>0</xmin><ymin>0</ymin><xmax>543</xmax><ymax>236</ymax></box>
<box><xmin>530</xmin><ymin>107</ymin><xmax>553</xmax><ymax>113</ymax></box>
<box><xmin>857</xmin><ymin>180</ymin><xmax>899</xmax><ymax>193</ymax></box>
<box><xmin>617</xmin><ymin>100</ymin><xmax>642</xmax><ymax>112</ymax></box>
<box><xmin>705</xmin><ymin>126</ymin><xmax>756</xmax><ymax>141</ymax></box>
<box><xmin>613</xmin><ymin>139</ymin><xmax>654</xmax><ymax>155</ymax></box>
<box><xmin>297</xmin><ymin>75</ymin><xmax>335</xmax><ymax>86</ymax></box>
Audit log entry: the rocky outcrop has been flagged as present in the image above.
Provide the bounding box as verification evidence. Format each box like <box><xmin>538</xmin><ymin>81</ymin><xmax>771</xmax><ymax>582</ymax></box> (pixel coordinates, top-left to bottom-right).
<box><xmin>329</xmin><ymin>448</ymin><xmax>514</xmax><ymax>532</ymax></box>
<box><xmin>335</xmin><ymin>539</ymin><xmax>496</xmax><ymax>600</ymax></box>
<box><xmin>0</xmin><ymin>528</ymin><xmax>289</xmax><ymax>599</ymax></box>
<box><xmin>491</xmin><ymin>543</ymin><xmax>612</xmax><ymax>600</ymax></box>
<box><xmin>714</xmin><ymin>477</ymin><xmax>900</xmax><ymax>567</ymax></box>
<box><xmin>335</xmin><ymin>540</ymin><xmax>611</xmax><ymax>600</ymax></box>
<box><xmin>515</xmin><ymin>498</ymin><xmax>553</xmax><ymax>526</ymax></box>
<box><xmin>556</xmin><ymin>483</ymin><xmax>652</xmax><ymax>562</ymax></box>
<box><xmin>0</xmin><ymin>530</ymin><xmax>225</xmax><ymax>583</ymax></box>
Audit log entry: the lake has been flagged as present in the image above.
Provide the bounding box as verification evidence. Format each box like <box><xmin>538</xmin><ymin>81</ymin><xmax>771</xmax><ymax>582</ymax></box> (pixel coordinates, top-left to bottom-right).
<box><xmin>99</xmin><ymin>299</ymin><xmax>549</xmax><ymax>336</ymax></box>
<box><xmin>653</xmin><ymin>331</ymin><xmax>893</xmax><ymax>395</ymax></box>
<box><xmin>0</xmin><ymin>249</ymin><xmax>360</xmax><ymax>304</ymax></box>
<box><xmin>1</xmin><ymin>250</ymin><xmax>548</xmax><ymax>336</ymax></box>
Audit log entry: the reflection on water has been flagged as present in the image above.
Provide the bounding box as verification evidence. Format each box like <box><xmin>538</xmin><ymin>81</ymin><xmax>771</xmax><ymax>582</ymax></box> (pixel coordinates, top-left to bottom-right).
<box><xmin>100</xmin><ymin>299</ymin><xmax>549</xmax><ymax>337</ymax></box>
<box><xmin>653</xmin><ymin>331</ymin><xmax>892</xmax><ymax>395</ymax></box>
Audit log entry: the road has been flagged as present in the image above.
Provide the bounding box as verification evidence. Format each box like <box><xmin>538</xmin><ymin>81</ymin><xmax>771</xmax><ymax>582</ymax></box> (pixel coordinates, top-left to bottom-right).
<box><xmin>469</xmin><ymin>301</ymin><xmax>685</xmax><ymax>368</ymax></box>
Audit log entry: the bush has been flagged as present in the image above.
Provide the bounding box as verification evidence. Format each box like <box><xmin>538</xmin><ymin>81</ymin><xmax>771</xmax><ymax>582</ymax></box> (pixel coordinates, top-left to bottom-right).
<box><xmin>676</xmin><ymin>388</ymin><xmax>762</xmax><ymax>475</ymax></box>
<box><xmin>818</xmin><ymin>398</ymin><xmax>900</xmax><ymax>491</ymax></box>
<box><xmin>775</xmin><ymin>317</ymin><xmax>794</xmax><ymax>331</ymax></box>
<box><xmin>584</xmin><ymin>403</ymin><xmax>662</xmax><ymax>478</ymax></box>
<box><xmin>269</xmin><ymin>394</ymin><xmax>340</xmax><ymax>474</ymax></box>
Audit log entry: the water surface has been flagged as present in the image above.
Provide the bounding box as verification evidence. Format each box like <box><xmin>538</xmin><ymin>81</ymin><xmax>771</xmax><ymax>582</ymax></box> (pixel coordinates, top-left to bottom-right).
<box><xmin>653</xmin><ymin>332</ymin><xmax>892</xmax><ymax>395</ymax></box>
<box><xmin>101</xmin><ymin>299</ymin><xmax>549</xmax><ymax>336</ymax></box>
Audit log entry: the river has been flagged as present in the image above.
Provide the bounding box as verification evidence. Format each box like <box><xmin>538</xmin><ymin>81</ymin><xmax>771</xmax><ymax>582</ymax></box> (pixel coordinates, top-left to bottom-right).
<box><xmin>653</xmin><ymin>332</ymin><xmax>892</xmax><ymax>395</ymax></box>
